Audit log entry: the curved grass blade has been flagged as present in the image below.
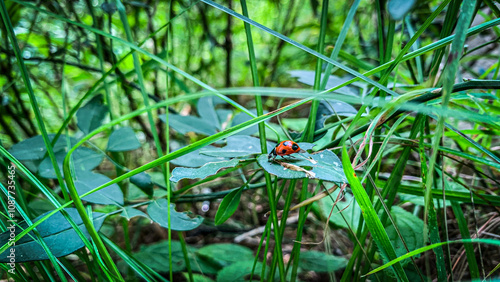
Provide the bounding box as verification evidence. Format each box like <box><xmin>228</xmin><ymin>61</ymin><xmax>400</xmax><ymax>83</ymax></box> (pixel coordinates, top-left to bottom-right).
<box><xmin>364</xmin><ymin>239</ymin><xmax>500</xmax><ymax>276</ymax></box>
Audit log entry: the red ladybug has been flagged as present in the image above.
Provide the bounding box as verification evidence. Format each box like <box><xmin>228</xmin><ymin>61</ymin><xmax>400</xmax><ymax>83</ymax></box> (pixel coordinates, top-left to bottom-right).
<box><xmin>268</xmin><ymin>140</ymin><xmax>305</xmax><ymax>161</ymax></box>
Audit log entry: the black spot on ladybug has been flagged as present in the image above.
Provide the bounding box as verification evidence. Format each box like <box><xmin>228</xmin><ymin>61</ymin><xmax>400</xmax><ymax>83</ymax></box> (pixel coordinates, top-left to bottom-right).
<box><xmin>281</xmin><ymin>149</ymin><xmax>287</xmax><ymax>154</ymax></box>
<box><xmin>292</xmin><ymin>143</ymin><xmax>299</xmax><ymax>151</ymax></box>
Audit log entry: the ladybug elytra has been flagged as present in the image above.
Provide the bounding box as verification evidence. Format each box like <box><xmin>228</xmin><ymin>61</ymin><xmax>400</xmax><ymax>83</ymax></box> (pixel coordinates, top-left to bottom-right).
<box><xmin>268</xmin><ymin>140</ymin><xmax>305</xmax><ymax>161</ymax></box>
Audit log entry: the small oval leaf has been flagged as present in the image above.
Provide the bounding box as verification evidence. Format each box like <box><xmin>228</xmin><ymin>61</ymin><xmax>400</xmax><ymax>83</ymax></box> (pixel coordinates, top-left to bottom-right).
<box><xmin>131</xmin><ymin>240</ymin><xmax>186</xmax><ymax>273</ymax></box>
<box><xmin>0</xmin><ymin>208</ymin><xmax>107</xmax><ymax>262</ymax></box>
<box><xmin>9</xmin><ymin>134</ymin><xmax>77</xmax><ymax>161</ymax></box>
<box><xmin>214</xmin><ymin>187</ymin><xmax>243</xmax><ymax>225</ymax></box>
<box><xmin>197</xmin><ymin>96</ymin><xmax>227</xmax><ymax>130</ymax></box>
<box><xmin>170</xmin><ymin>159</ymin><xmax>239</xmax><ymax>183</ymax></box>
<box><xmin>38</xmin><ymin>147</ymin><xmax>103</xmax><ymax>179</ymax></box>
<box><xmin>200</xmin><ymin>135</ymin><xmax>273</xmax><ymax>158</ymax></box>
<box><xmin>120</xmin><ymin>206</ymin><xmax>149</xmax><ymax>220</ymax></box>
<box><xmin>217</xmin><ymin>260</ymin><xmax>264</xmax><ymax>282</ymax></box>
<box><xmin>197</xmin><ymin>243</ymin><xmax>253</xmax><ymax>268</ymax></box>
<box><xmin>147</xmin><ymin>199</ymin><xmax>203</xmax><ymax>231</ymax></box>
<box><xmin>298</xmin><ymin>250</ymin><xmax>348</xmax><ymax>272</ymax></box>
<box><xmin>76</xmin><ymin>95</ymin><xmax>108</xmax><ymax>135</ymax></box>
<box><xmin>258</xmin><ymin>149</ymin><xmax>346</xmax><ymax>183</ymax></box>
<box><xmin>388</xmin><ymin>0</ymin><xmax>416</xmax><ymax>20</ymax></box>
<box><xmin>107</xmin><ymin>126</ymin><xmax>141</xmax><ymax>152</ymax></box>
<box><xmin>160</xmin><ymin>114</ymin><xmax>217</xmax><ymax>136</ymax></box>
<box><xmin>73</xmin><ymin>171</ymin><xmax>124</xmax><ymax>206</ymax></box>
<box><xmin>130</xmin><ymin>172</ymin><xmax>154</xmax><ymax>198</ymax></box>
<box><xmin>171</xmin><ymin>146</ymin><xmax>227</xmax><ymax>168</ymax></box>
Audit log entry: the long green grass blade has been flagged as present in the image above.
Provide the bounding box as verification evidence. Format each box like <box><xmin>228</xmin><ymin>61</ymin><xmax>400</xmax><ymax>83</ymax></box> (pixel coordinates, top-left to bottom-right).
<box><xmin>341</xmin><ymin>145</ymin><xmax>408</xmax><ymax>281</ymax></box>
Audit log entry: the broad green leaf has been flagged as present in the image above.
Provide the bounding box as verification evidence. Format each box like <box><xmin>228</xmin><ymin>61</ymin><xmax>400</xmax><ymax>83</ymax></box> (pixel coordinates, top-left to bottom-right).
<box><xmin>160</xmin><ymin>113</ymin><xmax>217</xmax><ymax>136</ymax></box>
<box><xmin>147</xmin><ymin>199</ymin><xmax>204</xmax><ymax>231</ymax></box>
<box><xmin>217</xmin><ymin>260</ymin><xmax>263</xmax><ymax>282</ymax></box>
<box><xmin>107</xmin><ymin>126</ymin><xmax>141</xmax><ymax>152</ymax></box>
<box><xmin>200</xmin><ymin>135</ymin><xmax>273</xmax><ymax>158</ymax></box>
<box><xmin>298</xmin><ymin>250</ymin><xmax>348</xmax><ymax>272</ymax></box>
<box><xmin>9</xmin><ymin>134</ymin><xmax>76</xmax><ymax>161</ymax></box>
<box><xmin>257</xmin><ymin>149</ymin><xmax>346</xmax><ymax>183</ymax></box>
<box><xmin>388</xmin><ymin>0</ymin><xmax>416</xmax><ymax>20</ymax></box>
<box><xmin>295</xmin><ymin>142</ymin><xmax>316</xmax><ymax>151</ymax></box>
<box><xmin>197</xmin><ymin>243</ymin><xmax>254</xmax><ymax>268</ymax></box>
<box><xmin>319</xmin><ymin>190</ymin><xmax>362</xmax><ymax>233</ymax></box>
<box><xmin>385</xmin><ymin>206</ymin><xmax>424</xmax><ymax>266</ymax></box>
<box><xmin>0</xmin><ymin>208</ymin><xmax>107</xmax><ymax>262</ymax></box>
<box><xmin>171</xmin><ymin>146</ymin><xmax>227</xmax><ymax>168</ymax></box>
<box><xmin>197</xmin><ymin>96</ymin><xmax>227</xmax><ymax>130</ymax></box>
<box><xmin>73</xmin><ymin>171</ymin><xmax>124</xmax><ymax>205</ymax></box>
<box><xmin>130</xmin><ymin>172</ymin><xmax>154</xmax><ymax>198</ymax></box>
<box><xmin>38</xmin><ymin>147</ymin><xmax>103</xmax><ymax>179</ymax></box>
<box><xmin>132</xmin><ymin>240</ymin><xmax>186</xmax><ymax>273</ymax></box>
<box><xmin>216</xmin><ymin>109</ymin><xmax>232</xmax><ymax>129</ymax></box>
<box><xmin>76</xmin><ymin>95</ymin><xmax>108</xmax><ymax>134</ymax></box>
<box><xmin>214</xmin><ymin>187</ymin><xmax>243</xmax><ymax>225</ymax></box>
<box><xmin>170</xmin><ymin>159</ymin><xmax>239</xmax><ymax>183</ymax></box>
<box><xmin>189</xmin><ymin>252</ymin><xmax>221</xmax><ymax>275</ymax></box>
<box><xmin>184</xmin><ymin>273</ymin><xmax>215</xmax><ymax>282</ymax></box>
<box><xmin>231</xmin><ymin>109</ymin><xmax>263</xmax><ymax>136</ymax></box>
<box><xmin>120</xmin><ymin>207</ymin><xmax>149</xmax><ymax>220</ymax></box>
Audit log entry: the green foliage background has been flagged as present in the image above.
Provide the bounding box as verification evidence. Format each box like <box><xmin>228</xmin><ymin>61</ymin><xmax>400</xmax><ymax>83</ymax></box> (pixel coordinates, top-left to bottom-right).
<box><xmin>0</xmin><ymin>0</ymin><xmax>500</xmax><ymax>281</ymax></box>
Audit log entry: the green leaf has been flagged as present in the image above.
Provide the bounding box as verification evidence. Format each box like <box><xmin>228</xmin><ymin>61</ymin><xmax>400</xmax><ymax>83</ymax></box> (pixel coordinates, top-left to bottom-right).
<box><xmin>184</xmin><ymin>273</ymin><xmax>215</xmax><ymax>282</ymax></box>
<box><xmin>107</xmin><ymin>126</ymin><xmax>141</xmax><ymax>152</ymax></box>
<box><xmin>120</xmin><ymin>207</ymin><xmax>149</xmax><ymax>220</ymax></box>
<box><xmin>76</xmin><ymin>95</ymin><xmax>108</xmax><ymax>135</ymax></box>
<box><xmin>298</xmin><ymin>250</ymin><xmax>348</xmax><ymax>272</ymax></box>
<box><xmin>9</xmin><ymin>134</ymin><xmax>77</xmax><ymax>161</ymax></box>
<box><xmin>73</xmin><ymin>171</ymin><xmax>124</xmax><ymax>206</ymax></box>
<box><xmin>197</xmin><ymin>96</ymin><xmax>227</xmax><ymax>130</ymax></box>
<box><xmin>171</xmin><ymin>146</ymin><xmax>227</xmax><ymax>168</ymax></box>
<box><xmin>170</xmin><ymin>159</ymin><xmax>239</xmax><ymax>183</ymax></box>
<box><xmin>160</xmin><ymin>113</ymin><xmax>217</xmax><ymax>136</ymax></box>
<box><xmin>231</xmin><ymin>109</ymin><xmax>262</xmax><ymax>136</ymax></box>
<box><xmin>200</xmin><ymin>136</ymin><xmax>273</xmax><ymax>158</ymax></box>
<box><xmin>0</xmin><ymin>208</ymin><xmax>107</xmax><ymax>262</ymax></box>
<box><xmin>217</xmin><ymin>260</ymin><xmax>264</xmax><ymax>282</ymax></box>
<box><xmin>189</xmin><ymin>253</ymin><xmax>221</xmax><ymax>275</ymax></box>
<box><xmin>197</xmin><ymin>243</ymin><xmax>254</xmax><ymax>268</ymax></box>
<box><xmin>38</xmin><ymin>147</ymin><xmax>103</xmax><ymax>179</ymax></box>
<box><xmin>385</xmin><ymin>206</ymin><xmax>424</xmax><ymax>266</ymax></box>
<box><xmin>214</xmin><ymin>187</ymin><xmax>243</xmax><ymax>225</ymax></box>
<box><xmin>132</xmin><ymin>240</ymin><xmax>186</xmax><ymax>273</ymax></box>
<box><xmin>388</xmin><ymin>0</ymin><xmax>416</xmax><ymax>20</ymax></box>
<box><xmin>147</xmin><ymin>199</ymin><xmax>204</xmax><ymax>231</ymax></box>
<box><xmin>129</xmin><ymin>172</ymin><xmax>154</xmax><ymax>198</ymax></box>
<box><xmin>317</xmin><ymin>99</ymin><xmax>358</xmax><ymax>120</ymax></box>
<box><xmin>257</xmin><ymin>149</ymin><xmax>346</xmax><ymax>183</ymax></box>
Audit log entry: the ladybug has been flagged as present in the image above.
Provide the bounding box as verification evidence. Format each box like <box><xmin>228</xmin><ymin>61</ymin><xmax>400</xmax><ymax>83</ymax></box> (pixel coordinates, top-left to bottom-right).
<box><xmin>268</xmin><ymin>140</ymin><xmax>305</xmax><ymax>161</ymax></box>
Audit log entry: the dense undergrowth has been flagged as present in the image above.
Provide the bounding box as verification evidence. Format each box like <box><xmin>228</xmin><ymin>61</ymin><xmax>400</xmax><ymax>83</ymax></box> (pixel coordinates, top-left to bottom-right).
<box><xmin>0</xmin><ymin>0</ymin><xmax>500</xmax><ymax>281</ymax></box>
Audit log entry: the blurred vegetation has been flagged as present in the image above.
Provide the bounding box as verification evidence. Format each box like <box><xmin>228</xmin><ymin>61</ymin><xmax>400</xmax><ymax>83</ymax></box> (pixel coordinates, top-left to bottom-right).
<box><xmin>1</xmin><ymin>0</ymin><xmax>500</xmax><ymax>281</ymax></box>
